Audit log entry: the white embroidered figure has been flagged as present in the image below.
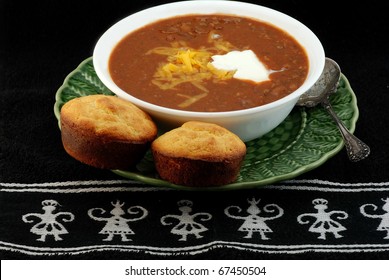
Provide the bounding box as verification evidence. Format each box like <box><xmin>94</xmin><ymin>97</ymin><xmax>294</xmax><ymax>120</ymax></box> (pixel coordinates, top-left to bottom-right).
<box><xmin>88</xmin><ymin>200</ymin><xmax>148</xmax><ymax>242</ymax></box>
<box><xmin>360</xmin><ymin>197</ymin><xmax>389</xmax><ymax>239</ymax></box>
<box><xmin>161</xmin><ymin>200</ymin><xmax>212</xmax><ymax>241</ymax></box>
<box><xmin>22</xmin><ymin>199</ymin><xmax>75</xmax><ymax>242</ymax></box>
<box><xmin>224</xmin><ymin>198</ymin><xmax>283</xmax><ymax>240</ymax></box>
<box><xmin>297</xmin><ymin>198</ymin><xmax>348</xmax><ymax>240</ymax></box>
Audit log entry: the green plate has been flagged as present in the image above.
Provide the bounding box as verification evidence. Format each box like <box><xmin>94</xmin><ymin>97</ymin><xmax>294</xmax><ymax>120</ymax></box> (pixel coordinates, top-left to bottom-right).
<box><xmin>54</xmin><ymin>57</ymin><xmax>358</xmax><ymax>191</ymax></box>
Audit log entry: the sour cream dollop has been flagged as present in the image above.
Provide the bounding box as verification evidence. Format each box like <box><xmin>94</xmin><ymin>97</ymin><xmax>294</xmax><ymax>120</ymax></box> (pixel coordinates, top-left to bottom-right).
<box><xmin>210</xmin><ymin>50</ymin><xmax>270</xmax><ymax>83</ymax></box>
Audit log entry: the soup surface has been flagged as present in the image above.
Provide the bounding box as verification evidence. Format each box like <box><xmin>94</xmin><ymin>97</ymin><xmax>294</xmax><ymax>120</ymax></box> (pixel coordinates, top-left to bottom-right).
<box><xmin>109</xmin><ymin>14</ymin><xmax>308</xmax><ymax>112</ymax></box>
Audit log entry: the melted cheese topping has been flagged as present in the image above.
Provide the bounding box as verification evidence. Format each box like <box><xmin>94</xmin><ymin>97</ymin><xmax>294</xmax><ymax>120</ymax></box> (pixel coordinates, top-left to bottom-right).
<box><xmin>147</xmin><ymin>36</ymin><xmax>269</xmax><ymax>108</ymax></box>
<box><xmin>147</xmin><ymin>39</ymin><xmax>237</xmax><ymax>108</ymax></box>
<box><xmin>149</xmin><ymin>43</ymin><xmax>235</xmax><ymax>87</ymax></box>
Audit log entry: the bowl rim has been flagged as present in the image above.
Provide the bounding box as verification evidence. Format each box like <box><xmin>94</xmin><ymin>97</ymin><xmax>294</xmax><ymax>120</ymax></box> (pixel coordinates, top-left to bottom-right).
<box><xmin>93</xmin><ymin>0</ymin><xmax>325</xmax><ymax>118</ymax></box>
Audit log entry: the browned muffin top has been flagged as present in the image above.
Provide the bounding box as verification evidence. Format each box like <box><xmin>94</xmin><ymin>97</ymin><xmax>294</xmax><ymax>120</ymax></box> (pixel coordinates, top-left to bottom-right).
<box><xmin>152</xmin><ymin>121</ymin><xmax>246</xmax><ymax>161</ymax></box>
<box><xmin>61</xmin><ymin>95</ymin><xmax>157</xmax><ymax>142</ymax></box>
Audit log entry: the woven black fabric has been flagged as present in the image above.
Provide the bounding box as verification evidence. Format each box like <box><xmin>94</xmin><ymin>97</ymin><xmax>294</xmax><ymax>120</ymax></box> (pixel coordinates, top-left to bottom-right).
<box><xmin>1</xmin><ymin>0</ymin><xmax>389</xmax><ymax>259</ymax></box>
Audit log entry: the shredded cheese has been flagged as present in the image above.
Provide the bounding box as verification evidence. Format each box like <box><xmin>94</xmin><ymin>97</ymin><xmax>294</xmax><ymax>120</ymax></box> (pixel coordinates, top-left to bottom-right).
<box><xmin>147</xmin><ymin>38</ymin><xmax>237</xmax><ymax>108</ymax></box>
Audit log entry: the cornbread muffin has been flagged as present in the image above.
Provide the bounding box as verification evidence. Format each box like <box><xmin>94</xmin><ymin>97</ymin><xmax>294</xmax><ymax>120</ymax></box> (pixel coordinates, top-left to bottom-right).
<box><xmin>60</xmin><ymin>95</ymin><xmax>157</xmax><ymax>169</ymax></box>
<box><xmin>151</xmin><ymin>121</ymin><xmax>246</xmax><ymax>187</ymax></box>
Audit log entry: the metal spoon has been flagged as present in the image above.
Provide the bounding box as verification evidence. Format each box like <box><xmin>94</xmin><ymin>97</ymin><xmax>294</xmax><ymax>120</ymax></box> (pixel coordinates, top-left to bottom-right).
<box><xmin>296</xmin><ymin>57</ymin><xmax>370</xmax><ymax>162</ymax></box>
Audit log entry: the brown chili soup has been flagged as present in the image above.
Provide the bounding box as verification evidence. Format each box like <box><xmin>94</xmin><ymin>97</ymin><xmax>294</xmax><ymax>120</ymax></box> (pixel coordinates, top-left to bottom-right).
<box><xmin>109</xmin><ymin>14</ymin><xmax>309</xmax><ymax>112</ymax></box>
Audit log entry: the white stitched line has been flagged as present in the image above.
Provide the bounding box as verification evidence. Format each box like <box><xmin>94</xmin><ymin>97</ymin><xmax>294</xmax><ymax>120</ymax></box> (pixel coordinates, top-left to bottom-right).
<box><xmin>0</xmin><ymin>180</ymin><xmax>140</xmax><ymax>187</ymax></box>
<box><xmin>1</xmin><ymin>240</ymin><xmax>389</xmax><ymax>256</ymax></box>
<box><xmin>1</xmin><ymin>180</ymin><xmax>389</xmax><ymax>193</ymax></box>
<box><xmin>263</xmin><ymin>185</ymin><xmax>389</xmax><ymax>192</ymax></box>
<box><xmin>0</xmin><ymin>187</ymin><xmax>171</xmax><ymax>193</ymax></box>
<box><xmin>283</xmin><ymin>179</ymin><xmax>389</xmax><ymax>187</ymax></box>
<box><xmin>2</xmin><ymin>179</ymin><xmax>389</xmax><ymax>188</ymax></box>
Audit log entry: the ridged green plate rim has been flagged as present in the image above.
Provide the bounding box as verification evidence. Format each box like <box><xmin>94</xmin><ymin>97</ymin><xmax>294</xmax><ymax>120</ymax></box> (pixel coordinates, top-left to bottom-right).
<box><xmin>54</xmin><ymin>57</ymin><xmax>358</xmax><ymax>191</ymax></box>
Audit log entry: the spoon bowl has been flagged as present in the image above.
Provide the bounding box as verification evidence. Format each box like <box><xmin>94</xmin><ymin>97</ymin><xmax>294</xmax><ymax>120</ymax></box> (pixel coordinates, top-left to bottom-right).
<box><xmin>297</xmin><ymin>58</ymin><xmax>370</xmax><ymax>162</ymax></box>
<box><xmin>297</xmin><ymin>58</ymin><xmax>341</xmax><ymax>107</ymax></box>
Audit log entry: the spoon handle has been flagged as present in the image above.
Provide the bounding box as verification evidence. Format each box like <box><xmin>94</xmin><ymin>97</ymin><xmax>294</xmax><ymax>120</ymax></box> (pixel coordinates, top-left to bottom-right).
<box><xmin>321</xmin><ymin>98</ymin><xmax>370</xmax><ymax>162</ymax></box>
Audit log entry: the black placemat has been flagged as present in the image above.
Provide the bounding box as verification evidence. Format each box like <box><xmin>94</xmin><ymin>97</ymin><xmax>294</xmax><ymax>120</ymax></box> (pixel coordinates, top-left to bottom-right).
<box><xmin>1</xmin><ymin>0</ymin><xmax>389</xmax><ymax>259</ymax></box>
<box><xmin>1</xmin><ymin>180</ymin><xmax>389</xmax><ymax>259</ymax></box>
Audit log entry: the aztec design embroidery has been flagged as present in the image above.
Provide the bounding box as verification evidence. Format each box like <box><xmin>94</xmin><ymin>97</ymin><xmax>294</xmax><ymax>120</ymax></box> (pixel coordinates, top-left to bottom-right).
<box><xmin>224</xmin><ymin>198</ymin><xmax>284</xmax><ymax>240</ymax></box>
<box><xmin>21</xmin><ymin>199</ymin><xmax>75</xmax><ymax>242</ymax></box>
<box><xmin>16</xmin><ymin>193</ymin><xmax>389</xmax><ymax>248</ymax></box>
<box><xmin>160</xmin><ymin>200</ymin><xmax>212</xmax><ymax>241</ymax></box>
<box><xmin>360</xmin><ymin>197</ymin><xmax>389</xmax><ymax>239</ymax></box>
<box><xmin>6</xmin><ymin>180</ymin><xmax>389</xmax><ymax>256</ymax></box>
<box><xmin>297</xmin><ymin>198</ymin><xmax>348</xmax><ymax>240</ymax></box>
<box><xmin>88</xmin><ymin>200</ymin><xmax>148</xmax><ymax>242</ymax></box>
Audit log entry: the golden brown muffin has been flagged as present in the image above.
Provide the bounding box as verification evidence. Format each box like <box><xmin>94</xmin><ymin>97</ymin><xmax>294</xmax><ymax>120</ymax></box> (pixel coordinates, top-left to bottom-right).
<box><xmin>60</xmin><ymin>95</ymin><xmax>157</xmax><ymax>169</ymax></box>
<box><xmin>151</xmin><ymin>121</ymin><xmax>246</xmax><ymax>187</ymax></box>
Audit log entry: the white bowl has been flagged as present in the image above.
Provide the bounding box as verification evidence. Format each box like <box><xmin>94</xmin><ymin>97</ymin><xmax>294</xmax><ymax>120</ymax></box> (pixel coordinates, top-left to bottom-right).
<box><xmin>93</xmin><ymin>0</ymin><xmax>325</xmax><ymax>142</ymax></box>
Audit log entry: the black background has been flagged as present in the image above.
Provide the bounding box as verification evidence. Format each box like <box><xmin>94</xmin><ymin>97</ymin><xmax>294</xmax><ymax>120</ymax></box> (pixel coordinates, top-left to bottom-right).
<box><xmin>2</xmin><ymin>0</ymin><xmax>388</xmax><ymax>183</ymax></box>
<box><xmin>1</xmin><ymin>0</ymin><xmax>389</xmax><ymax>259</ymax></box>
